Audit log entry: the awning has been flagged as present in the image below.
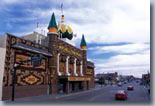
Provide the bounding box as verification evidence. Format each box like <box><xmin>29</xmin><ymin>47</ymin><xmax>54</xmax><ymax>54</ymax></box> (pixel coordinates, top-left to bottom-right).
<box><xmin>12</xmin><ymin>43</ymin><xmax>52</xmax><ymax>56</ymax></box>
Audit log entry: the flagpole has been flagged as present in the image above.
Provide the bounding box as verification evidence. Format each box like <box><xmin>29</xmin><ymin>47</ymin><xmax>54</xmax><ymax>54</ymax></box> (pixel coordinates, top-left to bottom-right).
<box><xmin>61</xmin><ymin>3</ymin><xmax>63</xmax><ymax>15</ymax></box>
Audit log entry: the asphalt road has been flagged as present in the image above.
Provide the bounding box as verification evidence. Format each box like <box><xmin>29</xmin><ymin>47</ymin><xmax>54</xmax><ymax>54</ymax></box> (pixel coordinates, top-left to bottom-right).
<box><xmin>5</xmin><ymin>81</ymin><xmax>150</xmax><ymax>103</ymax></box>
<box><xmin>52</xmin><ymin>81</ymin><xmax>150</xmax><ymax>103</ymax></box>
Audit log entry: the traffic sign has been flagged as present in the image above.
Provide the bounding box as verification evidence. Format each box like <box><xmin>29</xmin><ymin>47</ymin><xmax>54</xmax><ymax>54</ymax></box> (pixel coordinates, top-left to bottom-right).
<box><xmin>31</xmin><ymin>54</ymin><xmax>42</xmax><ymax>67</ymax></box>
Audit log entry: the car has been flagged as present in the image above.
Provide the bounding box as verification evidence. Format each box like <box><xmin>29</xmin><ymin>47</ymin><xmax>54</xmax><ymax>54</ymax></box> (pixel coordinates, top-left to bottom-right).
<box><xmin>117</xmin><ymin>82</ymin><xmax>122</xmax><ymax>86</ymax></box>
<box><xmin>127</xmin><ymin>86</ymin><xmax>134</xmax><ymax>91</ymax></box>
<box><xmin>148</xmin><ymin>87</ymin><xmax>150</xmax><ymax>94</ymax></box>
<box><xmin>140</xmin><ymin>82</ymin><xmax>143</xmax><ymax>85</ymax></box>
<box><xmin>124</xmin><ymin>81</ymin><xmax>127</xmax><ymax>84</ymax></box>
<box><xmin>115</xmin><ymin>90</ymin><xmax>127</xmax><ymax>100</ymax></box>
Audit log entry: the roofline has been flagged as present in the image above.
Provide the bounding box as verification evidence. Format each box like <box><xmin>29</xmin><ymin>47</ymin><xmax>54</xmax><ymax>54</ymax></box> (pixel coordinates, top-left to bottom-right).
<box><xmin>12</xmin><ymin>43</ymin><xmax>52</xmax><ymax>57</ymax></box>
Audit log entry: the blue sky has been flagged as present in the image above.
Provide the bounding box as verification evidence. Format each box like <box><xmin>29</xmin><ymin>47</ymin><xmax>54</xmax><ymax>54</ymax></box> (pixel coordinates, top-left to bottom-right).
<box><xmin>0</xmin><ymin>0</ymin><xmax>150</xmax><ymax>78</ymax></box>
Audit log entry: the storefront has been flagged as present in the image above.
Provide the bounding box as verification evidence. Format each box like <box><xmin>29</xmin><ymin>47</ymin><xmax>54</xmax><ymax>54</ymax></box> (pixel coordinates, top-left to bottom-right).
<box><xmin>58</xmin><ymin>76</ymin><xmax>91</xmax><ymax>93</ymax></box>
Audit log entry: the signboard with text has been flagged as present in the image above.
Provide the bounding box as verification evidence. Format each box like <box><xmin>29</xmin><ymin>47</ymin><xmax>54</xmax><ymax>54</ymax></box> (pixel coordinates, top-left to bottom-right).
<box><xmin>68</xmin><ymin>77</ymin><xmax>90</xmax><ymax>81</ymax></box>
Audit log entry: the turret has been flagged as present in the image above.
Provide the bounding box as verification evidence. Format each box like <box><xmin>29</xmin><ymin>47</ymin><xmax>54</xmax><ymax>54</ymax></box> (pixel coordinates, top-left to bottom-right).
<box><xmin>80</xmin><ymin>34</ymin><xmax>87</xmax><ymax>50</ymax></box>
<box><xmin>80</xmin><ymin>34</ymin><xmax>87</xmax><ymax>77</ymax></box>
<box><xmin>47</xmin><ymin>12</ymin><xmax>59</xmax><ymax>94</ymax></box>
<box><xmin>48</xmin><ymin>13</ymin><xmax>58</xmax><ymax>34</ymax></box>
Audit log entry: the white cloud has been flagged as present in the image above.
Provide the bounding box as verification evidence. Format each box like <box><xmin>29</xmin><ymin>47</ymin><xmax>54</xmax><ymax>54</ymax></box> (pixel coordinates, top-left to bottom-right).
<box><xmin>93</xmin><ymin>53</ymin><xmax>150</xmax><ymax>78</ymax></box>
<box><xmin>7</xmin><ymin>0</ymin><xmax>149</xmax><ymax>45</ymax></box>
<box><xmin>1</xmin><ymin>0</ymin><xmax>19</xmax><ymax>4</ymax></box>
<box><xmin>65</xmin><ymin>0</ymin><xmax>150</xmax><ymax>44</ymax></box>
<box><xmin>89</xmin><ymin>42</ymin><xmax>150</xmax><ymax>78</ymax></box>
<box><xmin>14</xmin><ymin>0</ymin><xmax>149</xmax><ymax>44</ymax></box>
<box><xmin>89</xmin><ymin>43</ymin><xmax>150</xmax><ymax>55</ymax></box>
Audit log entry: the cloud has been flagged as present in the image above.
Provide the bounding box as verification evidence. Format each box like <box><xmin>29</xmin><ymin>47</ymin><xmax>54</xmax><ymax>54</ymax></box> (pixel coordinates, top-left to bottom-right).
<box><xmin>62</xmin><ymin>0</ymin><xmax>150</xmax><ymax>44</ymax></box>
<box><xmin>93</xmin><ymin>52</ymin><xmax>150</xmax><ymax>78</ymax></box>
<box><xmin>89</xmin><ymin>43</ymin><xmax>150</xmax><ymax>55</ymax></box>
<box><xmin>0</xmin><ymin>0</ymin><xmax>20</xmax><ymax>4</ymax></box>
<box><xmin>1</xmin><ymin>0</ymin><xmax>148</xmax><ymax>44</ymax></box>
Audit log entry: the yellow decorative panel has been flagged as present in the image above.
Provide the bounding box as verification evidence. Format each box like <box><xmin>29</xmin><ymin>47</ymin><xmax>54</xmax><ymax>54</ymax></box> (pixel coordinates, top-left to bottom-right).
<box><xmin>69</xmin><ymin>63</ymin><xmax>74</xmax><ymax>76</ymax></box>
<box><xmin>16</xmin><ymin>54</ymin><xmax>46</xmax><ymax>70</ymax></box>
<box><xmin>60</xmin><ymin>62</ymin><xmax>65</xmax><ymax>75</ymax></box>
<box><xmin>68</xmin><ymin>77</ymin><xmax>90</xmax><ymax>81</ymax></box>
<box><xmin>77</xmin><ymin>65</ymin><xmax>80</xmax><ymax>76</ymax></box>
<box><xmin>86</xmin><ymin>68</ymin><xmax>93</xmax><ymax>75</ymax></box>
<box><xmin>23</xmin><ymin>75</ymin><xmax>39</xmax><ymax>85</ymax></box>
<box><xmin>58</xmin><ymin>45</ymin><xmax>81</xmax><ymax>57</ymax></box>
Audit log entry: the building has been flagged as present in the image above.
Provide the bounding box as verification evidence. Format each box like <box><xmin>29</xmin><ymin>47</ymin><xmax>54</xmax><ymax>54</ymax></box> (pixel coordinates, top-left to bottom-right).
<box><xmin>96</xmin><ymin>72</ymin><xmax>118</xmax><ymax>85</ymax></box>
<box><xmin>0</xmin><ymin>12</ymin><xmax>95</xmax><ymax>100</ymax></box>
<box><xmin>119</xmin><ymin>75</ymin><xmax>135</xmax><ymax>82</ymax></box>
<box><xmin>142</xmin><ymin>73</ymin><xmax>150</xmax><ymax>86</ymax></box>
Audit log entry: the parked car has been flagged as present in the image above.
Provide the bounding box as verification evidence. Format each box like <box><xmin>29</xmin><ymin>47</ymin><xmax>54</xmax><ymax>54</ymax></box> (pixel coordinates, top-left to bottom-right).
<box><xmin>124</xmin><ymin>81</ymin><xmax>127</xmax><ymax>84</ymax></box>
<box><xmin>117</xmin><ymin>82</ymin><xmax>122</xmax><ymax>86</ymax></box>
<box><xmin>115</xmin><ymin>90</ymin><xmax>128</xmax><ymax>100</ymax></box>
<box><xmin>140</xmin><ymin>82</ymin><xmax>143</xmax><ymax>85</ymax></box>
<box><xmin>127</xmin><ymin>86</ymin><xmax>134</xmax><ymax>91</ymax></box>
<box><xmin>148</xmin><ymin>87</ymin><xmax>150</xmax><ymax>94</ymax></box>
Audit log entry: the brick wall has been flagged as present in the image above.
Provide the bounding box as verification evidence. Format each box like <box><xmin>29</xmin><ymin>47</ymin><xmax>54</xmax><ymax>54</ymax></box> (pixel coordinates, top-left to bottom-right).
<box><xmin>2</xmin><ymin>34</ymin><xmax>50</xmax><ymax>100</ymax></box>
<box><xmin>0</xmin><ymin>48</ymin><xmax>6</xmax><ymax>100</ymax></box>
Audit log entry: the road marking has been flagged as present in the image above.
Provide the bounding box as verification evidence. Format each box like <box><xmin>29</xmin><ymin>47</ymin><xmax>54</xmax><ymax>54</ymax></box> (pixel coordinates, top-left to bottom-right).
<box><xmin>142</xmin><ymin>86</ymin><xmax>149</xmax><ymax>100</ymax></box>
<box><xmin>89</xmin><ymin>94</ymin><xmax>102</xmax><ymax>101</ymax></box>
<box><xmin>89</xmin><ymin>88</ymin><xmax>117</xmax><ymax>101</ymax></box>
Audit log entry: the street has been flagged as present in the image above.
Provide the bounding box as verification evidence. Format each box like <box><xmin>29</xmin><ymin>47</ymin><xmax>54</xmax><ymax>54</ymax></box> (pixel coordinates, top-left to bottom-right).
<box><xmin>53</xmin><ymin>81</ymin><xmax>150</xmax><ymax>103</ymax></box>
<box><xmin>5</xmin><ymin>81</ymin><xmax>150</xmax><ymax>103</ymax></box>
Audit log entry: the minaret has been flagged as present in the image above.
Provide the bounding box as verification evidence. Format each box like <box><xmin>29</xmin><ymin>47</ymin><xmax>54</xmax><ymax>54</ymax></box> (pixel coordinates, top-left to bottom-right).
<box><xmin>80</xmin><ymin>34</ymin><xmax>87</xmax><ymax>74</ymax></box>
<box><xmin>48</xmin><ymin>13</ymin><xmax>58</xmax><ymax>34</ymax></box>
<box><xmin>80</xmin><ymin>34</ymin><xmax>87</xmax><ymax>50</ymax></box>
<box><xmin>80</xmin><ymin>34</ymin><xmax>88</xmax><ymax>90</ymax></box>
<box><xmin>47</xmin><ymin>12</ymin><xmax>58</xmax><ymax>94</ymax></box>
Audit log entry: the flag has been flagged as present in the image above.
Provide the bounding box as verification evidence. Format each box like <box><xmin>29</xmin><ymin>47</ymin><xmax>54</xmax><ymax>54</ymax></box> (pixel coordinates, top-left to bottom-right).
<box><xmin>61</xmin><ymin>3</ymin><xmax>63</xmax><ymax>14</ymax></box>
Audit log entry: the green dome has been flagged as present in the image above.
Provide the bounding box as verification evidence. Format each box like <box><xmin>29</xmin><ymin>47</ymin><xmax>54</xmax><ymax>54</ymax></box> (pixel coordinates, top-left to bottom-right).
<box><xmin>58</xmin><ymin>24</ymin><xmax>73</xmax><ymax>40</ymax></box>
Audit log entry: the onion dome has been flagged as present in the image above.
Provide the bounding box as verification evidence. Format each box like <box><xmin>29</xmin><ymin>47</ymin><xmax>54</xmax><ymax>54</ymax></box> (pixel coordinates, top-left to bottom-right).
<box><xmin>80</xmin><ymin>34</ymin><xmax>87</xmax><ymax>50</ymax></box>
<box><xmin>48</xmin><ymin>13</ymin><xmax>58</xmax><ymax>33</ymax></box>
<box><xmin>58</xmin><ymin>23</ymin><xmax>73</xmax><ymax>40</ymax></box>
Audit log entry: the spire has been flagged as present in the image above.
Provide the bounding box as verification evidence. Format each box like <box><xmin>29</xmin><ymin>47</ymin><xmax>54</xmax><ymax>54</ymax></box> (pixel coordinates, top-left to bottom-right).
<box><xmin>48</xmin><ymin>13</ymin><xmax>58</xmax><ymax>33</ymax></box>
<box><xmin>80</xmin><ymin>34</ymin><xmax>87</xmax><ymax>50</ymax></box>
<box><xmin>61</xmin><ymin>15</ymin><xmax>64</xmax><ymax>23</ymax></box>
<box><xmin>61</xmin><ymin>3</ymin><xmax>64</xmax><ymax>23</ymax></box>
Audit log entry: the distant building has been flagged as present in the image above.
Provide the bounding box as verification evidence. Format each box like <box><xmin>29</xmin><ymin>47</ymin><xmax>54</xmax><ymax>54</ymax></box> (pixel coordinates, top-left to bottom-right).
<box><xmin>96</xmin><ymin>72</ymin><xmax>118</xmax><ymax>84</ymax></box>
<box><xmin>21</xmin><ymin>31</ymin><xmax>49</xmax><ymax>46</ymax></box>
<box><xmin>142</xmin><ymin>73</ymin><xmax>150</xmax><ymax>86</ymax></box>
<box><xmin>119</xmin><ymin>75</ymin><xmax>135</xmax><ymax>82</ymax></box>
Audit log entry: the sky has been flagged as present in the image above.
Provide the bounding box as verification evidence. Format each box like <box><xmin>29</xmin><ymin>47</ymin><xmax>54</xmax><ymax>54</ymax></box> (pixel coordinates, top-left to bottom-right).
<box><xmin>0</xmin><ymin>0</ymin><xmax>150</xmax><ymax>78</ymax></box>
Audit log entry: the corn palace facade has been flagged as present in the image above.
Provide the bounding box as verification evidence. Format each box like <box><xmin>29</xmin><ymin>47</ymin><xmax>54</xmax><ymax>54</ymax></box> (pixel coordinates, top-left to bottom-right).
<box><xmin>0</xmin><ymin>13</ymin><xmax>95</xmax><ymax>100</ymax></box>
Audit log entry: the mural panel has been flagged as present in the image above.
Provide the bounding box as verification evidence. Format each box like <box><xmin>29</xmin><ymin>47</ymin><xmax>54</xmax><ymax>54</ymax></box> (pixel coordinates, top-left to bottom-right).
<box><xmin>16</xmin><ymin>54</ymin><xmax>46</xmax><ymax>71</ymax></box>
<box><xmin>69</xmin><ymin>63</ymin><xmax>74</xmax><ymax>76</ymax></box>
<box><xmin>60</xmin><ymin>62</ymin><xmax>66</xmax><ymax>75</ymax></box>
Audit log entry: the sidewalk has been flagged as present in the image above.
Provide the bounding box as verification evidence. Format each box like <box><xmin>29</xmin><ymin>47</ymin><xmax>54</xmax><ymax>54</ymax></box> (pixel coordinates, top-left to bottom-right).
<box><xmin>4</xmin><ymin>86</ymin><xmax>103</xmax><ymax>102</ymax></box>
